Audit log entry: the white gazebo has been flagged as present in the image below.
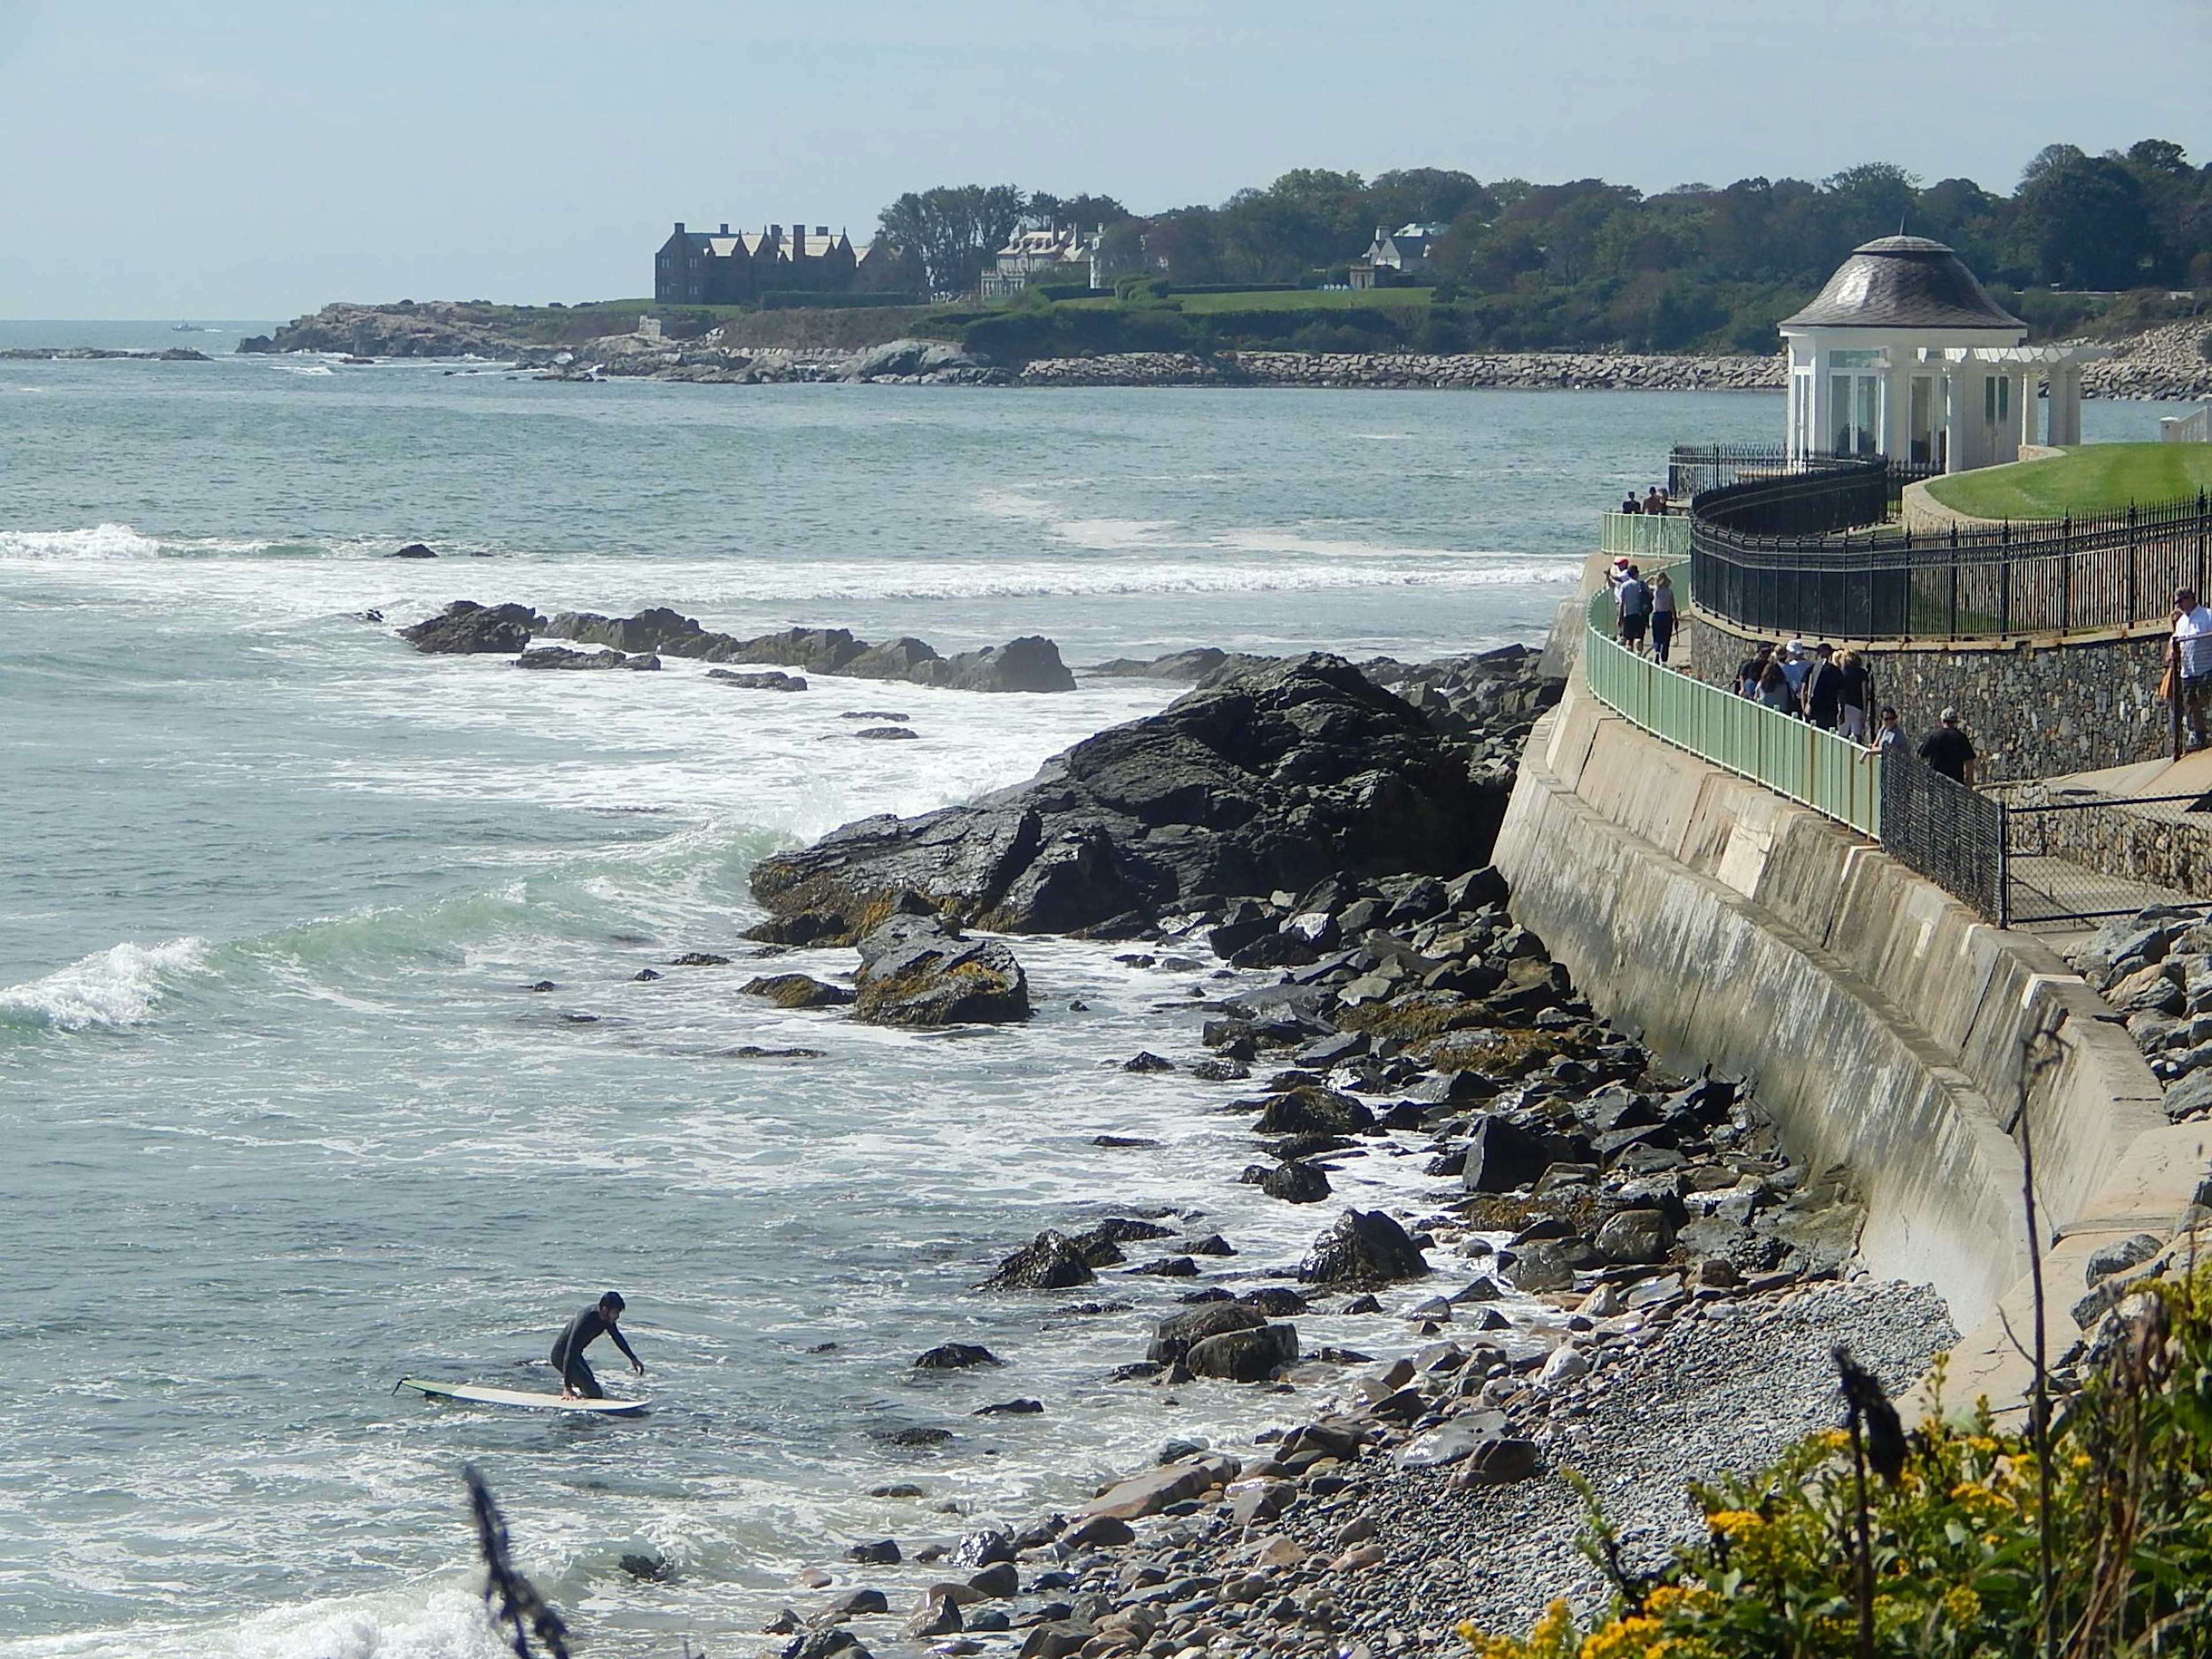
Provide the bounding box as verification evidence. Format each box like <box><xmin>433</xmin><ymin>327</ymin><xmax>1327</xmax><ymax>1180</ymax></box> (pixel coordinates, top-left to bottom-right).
<box><xmin>1779</xmin><ymin>236</ymin><xmax>2105</xmax><ymax>472</ymax></box>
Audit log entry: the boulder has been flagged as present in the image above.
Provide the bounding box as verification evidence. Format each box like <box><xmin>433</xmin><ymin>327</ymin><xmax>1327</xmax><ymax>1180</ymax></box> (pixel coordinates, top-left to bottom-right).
<box><xmin>1595</xmin><ymin>1208</ymin><xmax>1676</xmax><ymax>1264</ymax></box>
<box><xmin>1147</xmin><ymin>1301</ymin><xmax>1267</xmax><ymax>1364</ymax></box>
<box><xmin>852</xmin><ymin>915</ymin><xmax>1029</xmax><ymax>1027</ymax></box>
<box><xmin>391</xmin><ymin>541</ymin><xmax>437</xmax><ymax>559</ymax></box>
<box><xmin>709</xmin><ymin>669</ymin><xmax>808</xmax><ymax>691</ymax></box>
<box><xmin>1297</xmin><ymin>1209</ymin><xmax>1430</xmax><ymax>1285</ymax></box>
<box><xmin>749</xmin><ymin>654</ymin><xmax>1507</xmax><ymax>938</ymax></box>
<box><xmin>1250</xmin><ymin>1086</ymin><xmax>1374</xmax><ymax>1135</ymax></box>
<box><xmin>515</xmin><ymin>646</ymin><xmax>652</xmax><ymax>670</ymax></box>
<box><xmin>914</xmin><ymin>1343</ymin><xmax>1001</xmax><ymax>1370</ymax></box>
<box><xmin>1260</xmin><ymin>1160</ymin><xmax>1332</xmax><ymax>1203</ymax></box>
<box><xmin>743</xmin><ymin>974</ymin><xmax>857</xmax><ymax>1010</ymax></box>
<box><xmin>979</xmin><ymin>1230</ymin><xmax>1095</xmax><ymax>1291</ymax></box>
<box><xmin>1081</xmin><ymin>1454</ymin><xmax>1237</xmax><ymax>1521</ymax></box>
<box><xmin>1187</xmin><ymin>1321</ymin><xmax>1299</xmax><ymax>1381</ymax></box>
<box><xmin>926</xmin><ymin>637</ymin><xmax>1077</xmax><ymax>694</ymax></box>
<box><xmin>396</xmin><ymin>600</ymin><xmax>544</xmax><ymax>654</ymax></box>
<box><xmin>1460</xmin><ymin>1115</ymin><xmax>1574</xmax><ymax>1194</ymax></box>
<box><xmin>844</xmin><ymin>339</ymin><xmax>980</xmax><ymax>380</ymax></box>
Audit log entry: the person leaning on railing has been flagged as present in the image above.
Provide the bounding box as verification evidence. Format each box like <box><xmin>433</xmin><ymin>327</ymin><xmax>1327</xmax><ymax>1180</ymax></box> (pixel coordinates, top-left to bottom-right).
<box><xmin>2171</xmin><ymin>588</ymin><xmax>2212</xmax><ymax>756</ymax></box>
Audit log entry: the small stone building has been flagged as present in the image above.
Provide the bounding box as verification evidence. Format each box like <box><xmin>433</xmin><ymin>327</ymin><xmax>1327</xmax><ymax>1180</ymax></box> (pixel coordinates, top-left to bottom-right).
<box><xmin>1780</xmin><ymin>236</ymin><xmax>2103</xmax><ymax>471</ymax></box>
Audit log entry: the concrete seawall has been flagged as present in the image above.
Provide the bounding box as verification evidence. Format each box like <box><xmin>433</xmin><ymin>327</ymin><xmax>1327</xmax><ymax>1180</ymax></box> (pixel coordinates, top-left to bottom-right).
<box><xmin>1495</xmin><ymin>611</ymin><xmax>2205</xmax><ymax>1412</ymax></box>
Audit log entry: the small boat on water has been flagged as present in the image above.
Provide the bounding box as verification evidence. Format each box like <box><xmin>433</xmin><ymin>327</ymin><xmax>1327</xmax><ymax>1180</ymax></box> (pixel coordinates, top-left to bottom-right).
<box><xmin>172</xmin><ymin>322</ymin><xmax>206</xmax><ymax>332</ymax></box>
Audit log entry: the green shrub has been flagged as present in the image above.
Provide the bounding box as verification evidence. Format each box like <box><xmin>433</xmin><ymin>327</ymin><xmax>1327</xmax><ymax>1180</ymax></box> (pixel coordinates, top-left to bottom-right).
<box><xmin>1463</xmin><ymin>1266</ymin><xmax>2212</xmax><ymax>1658</ymax></box>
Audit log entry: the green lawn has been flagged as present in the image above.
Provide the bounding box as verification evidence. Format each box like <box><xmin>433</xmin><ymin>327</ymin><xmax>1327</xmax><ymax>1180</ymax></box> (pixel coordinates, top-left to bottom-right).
<box><xmin>1924</xmin><ymin>443</ymin><xmax>2212</xmax><ymax>520</ymax></box>
<box><xmin>1055</xmin><ymin>287</ymin><xmax>1431</xmax><ymax>313</ymax></box>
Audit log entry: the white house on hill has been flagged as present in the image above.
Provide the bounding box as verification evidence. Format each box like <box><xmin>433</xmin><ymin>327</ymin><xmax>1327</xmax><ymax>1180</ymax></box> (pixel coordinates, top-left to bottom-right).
<box><xmin>1781</xmin><ymin>236</ymin><xmax>2105</xmax><ymax>472</ymax></box>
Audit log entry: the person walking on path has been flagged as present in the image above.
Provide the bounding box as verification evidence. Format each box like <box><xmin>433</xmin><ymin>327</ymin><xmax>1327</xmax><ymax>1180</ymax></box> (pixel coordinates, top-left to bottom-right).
<box><xmin>1836</xmin><ymin>649</ymin><xmax>1871</xmax><ymax>743</ymax></box>
<box><xmin>1779</xmin><ymin>641</ymin><xmax>1813</xmax><ymax>717</ymax></box>
<box><xmin>1802</xmin><ymin>643</ymin><xmax>1844</xmax><ymax>730</ymax></box>
<box><xmin>551</xmin><ymin>1291</ymin><xmax>645</xmax><ymax>1400</ymax></box>
<box><xmin>2171</xmin><ymin>588</ymin><xmax>2212</xmax><ymax>755</ymax></box>
<box><xmin>1918</xmin><ymin>709</ymin><xmax>1977</xmax><ymax>787</ymax></box>
<box><xmin>1648</xmin><ymin>570</ymin><xmax>1677</xmax><ymax>664</ymax></box>
<box><xmin>1616</xmin><ymin>564</ymin><xmax>1651</xmax><ymax>649</ymax></box>
<box><xmin>1756</xmin><ymin>658</ymin><xmax>1796</xmax><ymax>713</ymax></box>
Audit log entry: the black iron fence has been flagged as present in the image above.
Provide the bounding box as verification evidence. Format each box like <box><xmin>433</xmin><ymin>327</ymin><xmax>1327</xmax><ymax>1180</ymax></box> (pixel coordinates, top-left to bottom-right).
<box><xmin>1877</xmin><ymin>746</ymin><xmax>2202</xmax><ymax>926</ymax></box>
<box><xmin>1686</xmin><ymin>449</ymin><xmax>2212</xmax><ymax>641</ymax></box>
<box><xmin>1878</xmin><ymin>746</ymin><xmax>2005</xmax><ymax>920</ymax></box>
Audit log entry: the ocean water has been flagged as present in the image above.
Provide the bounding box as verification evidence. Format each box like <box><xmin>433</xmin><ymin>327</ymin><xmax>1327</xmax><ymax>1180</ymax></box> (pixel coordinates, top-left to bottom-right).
<box><xmin>0</xmin><ymin>331</ymin><xmax>2181</xmax><ymax>1659</ymax></box>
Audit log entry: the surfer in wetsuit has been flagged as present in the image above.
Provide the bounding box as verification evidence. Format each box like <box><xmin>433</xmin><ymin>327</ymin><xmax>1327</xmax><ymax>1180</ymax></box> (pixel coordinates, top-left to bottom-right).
<box><xmin>551</xmin><ymin>1291</ymin><xmax>644</xmax><ymax>1399</ymax></box>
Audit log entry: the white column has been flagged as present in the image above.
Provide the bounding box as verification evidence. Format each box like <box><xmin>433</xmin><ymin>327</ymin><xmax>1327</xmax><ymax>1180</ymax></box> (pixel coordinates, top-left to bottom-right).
<box><xmin>1885</xmin><ymin>360</ymin><xmax>1911</xmax><ymax>460</ymax></box>
<box><xmin>2018</xmin><ymin>369</ymin><xmax>2037</xmax><ymax>451</ymax></box>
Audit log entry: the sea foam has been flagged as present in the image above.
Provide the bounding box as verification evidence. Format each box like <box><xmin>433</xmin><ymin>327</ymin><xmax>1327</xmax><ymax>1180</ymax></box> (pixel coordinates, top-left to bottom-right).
<box><xmin>0</xmin><ymin>937</ymin><xmax>206</xmax><ymax>1032</ymax></box>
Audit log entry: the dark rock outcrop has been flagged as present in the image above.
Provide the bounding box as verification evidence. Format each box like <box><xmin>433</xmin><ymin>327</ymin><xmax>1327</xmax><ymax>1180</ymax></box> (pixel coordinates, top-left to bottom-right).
<box><xmin>750</xmin><ymin>654</ymin><xmax>1506</xmax><ymax>940</ymax></box>
<box><xmin>980</xmin><ymin>1230</ymin><xmax>1096</xmax><ymax>1290</ymax></box>
<box><xmin>1297</xmin><ymin>1209</ymin><xmax>1430</xmax><ymax>1285</ymax></box>
<box><xmin>533</xmin><ymin>609</ymin><xmax>1074</xmax><ymax>692</ymax></box>
<box><xmin>397</xmin><ymin>600</ymin><xmax>544</xmax><ymax>654</ymax></box>
<box><xmin>1146</xmin><ymin>1302</ymin><xmax>1267</xmax><ymax>1365</ymax></box>
<box><xmin>742</xmin><ymin>974</ymin><xmax>857</xmax><ymax>1009</ymax></box>
<box><xmin>1185</xmin><ymin>1322</ymin><xmax>1299</xmax><ymax>1381</ymax></box>
<box><xmin>851</xmin><ymin>914</ymin><xmax>1029</xmax><ymax>1026</ymax></box>
<box><xmin>515</xmin><ymin>646</ymin><xmax>660</xmax><ymax>671</ymax></box>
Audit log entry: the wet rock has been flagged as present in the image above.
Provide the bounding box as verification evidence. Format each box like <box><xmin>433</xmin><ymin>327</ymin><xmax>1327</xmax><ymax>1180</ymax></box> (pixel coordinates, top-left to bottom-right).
<box><xmin>846</xmin><ymin>1539</ymin><xmax>901</xmax><ymax>1565</ymax></box>
<box><xmin>980</xmin><ymin>1230</ymin><xmax>1096</xmax><ymax>1291</ymax></box>
<box><xmin>1297</xmin><ymin>1209</ymin><xmax>1430</xmax><ymax>1285</ymax></box>
<box><xmin>516</xmin><ymin>645</ymin><xmax>658</xmax><ymax>670</ymax></box>
<box><xmin>1122</xmin><ymin>1051</ymin><xmax>1175</xmax><ymax>1073</ymax></box>
<box><xmin>397</xmin><ymin>600</ymin><xmax>543</xmax><ymax>654</ymax></box>
<box><xmin>853</xmin><ymin>914</ymin><xmax>1029</xmax><ymax>1026</ymax></box>
<box><xmin>619</xmin><ymin>1551</ymin><xmax>672</xmax><ymax>1581</ymax></box>
<box><xmin>1260</xmin><ymin>1160</ymin><xmax>1332</xmax><ymax>1203</ymax></box>
<box><xmin>782</xmin><ymin>1629</ymin><xmax>872</xmax><ymax>1659</ymax></box>
<box><xmin>965</xmin><ymin>1560</ymin><xmax>1019</xmax><ymax>1596</ymax></box>
<box><xmin>743</xmin><ymin>974</ymin><xmax>857</xmax><ymax>1009</ymax></box>
<box><xmin>1147</xmin><ymin>1302</ymin><xmax>1267</xmax><ymax>1364</ymax></box>
<box><xmin>671</xmin><ymin>952</ymin><xmax>731</xmax><ymax>967</ymax></box>
<box><xmin>749</xmin><ymin>655</ymin><xmax>1507</xmax><ymax>939</ymax></box>
<box><xmin>392</xmin><ymin>541</ymin><xmax>437</xmax><ymax>559</ymax></box>
<box><xmin>914</xmin><ymin>1343</ymin><xmax>1001</xmax><ymax>1370</ymax></box>
<box><xmin>1092</xmin><ymin>1134</ymin><xmax>1160</xmax><ymax>1148</ymax></box>
<box><xmin>904</xmin><ymin>1592</ymin><xmax>964</xmax><ymax>1639</ymax></box>
<box><xmin>950</xmin><ymin>1529</ymin><xmax>1016</xmax><ymax>1569</ymax></box>
<box><xmin>1460</xmin><ymin>1115</ymin><xmax>1578</xmax><ymax>1194</ymax></box>
<box><xmin>973</xmin><ymin>1397</ymin><xmax>1043</xmax><ymax>1416</ymax></box>
<box><xmin>1081</xmin><ymin>1454</ymin><xmax>1237</xmax><ymax>1520</ymax></box>
<box><xmin>1187</xmin><ymin>1321</ymin><xmax>1299</xmax><ymax>1381</ymax></box>
<box><xmin>709</xmin><ymin>668</ymin><xmax>807</xmax><ymax>691</ymax></box>
<box><xmin>1250</xmin><ymin>1086</ymin><xmax>1374</xmax><ymax>1135</ymax></box>
<box><xmin>854</xmin><ymin>726</ymin><xmax>918</xmax><ymax>741</ymax></box>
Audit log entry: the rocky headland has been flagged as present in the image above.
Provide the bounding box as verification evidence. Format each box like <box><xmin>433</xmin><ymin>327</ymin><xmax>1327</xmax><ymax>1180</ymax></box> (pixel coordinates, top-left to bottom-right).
<box><xmin>691</xmin><ymin>641</ymin><xmax>1968</xmax><ymax>1659</ymax></box>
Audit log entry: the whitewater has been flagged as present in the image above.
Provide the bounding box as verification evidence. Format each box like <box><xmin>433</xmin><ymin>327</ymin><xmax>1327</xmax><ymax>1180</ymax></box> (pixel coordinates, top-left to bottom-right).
<box><xmin>0</xmin><ymin>328</ymin><xmax>2177</xmax><ymax>1658</ymax></box>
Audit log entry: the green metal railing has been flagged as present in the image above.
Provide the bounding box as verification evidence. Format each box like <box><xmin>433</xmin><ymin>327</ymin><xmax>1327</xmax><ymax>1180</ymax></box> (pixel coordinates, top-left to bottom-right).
<box><xmin>1582</xmin><ymin>562</ymin><xmax>1881</xmax><ymax>838</ymax></box>
<box><xmin>1599</xmin><ymin>511</ymin><xmax>1690</xmax><ymax>562</ymax></box>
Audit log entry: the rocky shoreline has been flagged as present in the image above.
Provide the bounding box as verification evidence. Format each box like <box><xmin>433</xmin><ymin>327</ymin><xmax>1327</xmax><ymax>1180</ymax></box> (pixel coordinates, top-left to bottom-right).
<box><xmin>672</xmin><ymin>647</ymin><xmax>1956</xmax><ymax>1659</ymax></box>
<box><xmin>225</xmin><ymin>301</ymin><xmax>2212</xmax><ymax>399</ymax></box>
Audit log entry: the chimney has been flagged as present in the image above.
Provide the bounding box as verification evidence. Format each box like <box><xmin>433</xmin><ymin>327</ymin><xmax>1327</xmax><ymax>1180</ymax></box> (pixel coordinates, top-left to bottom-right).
<box><xmin>816</xmin><ymin>225</ymin><xmax>829</xmax><ymax>238</ymax></box>
<box><xmin>719</xmin><ymin>222</ymin><xmax>729</xmax><ymax>235</ymax></box>
<box><xmin>673</xmin><ymin>221</ymin><xmax>685</xmax><ymax>234</ymax></box>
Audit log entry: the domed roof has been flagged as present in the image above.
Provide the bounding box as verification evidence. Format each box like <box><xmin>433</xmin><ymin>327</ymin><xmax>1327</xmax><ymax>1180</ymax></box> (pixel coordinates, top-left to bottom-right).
<box><xmin>1781</xmin><ymin>236</ymin><xmax>2025</xmax><ymax>332</ymax></box>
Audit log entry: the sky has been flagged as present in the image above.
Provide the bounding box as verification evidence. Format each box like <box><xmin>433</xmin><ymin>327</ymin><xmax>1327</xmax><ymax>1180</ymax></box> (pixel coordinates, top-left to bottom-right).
<box><xmin>1</xmin><ymin>0</ymin><xmax>2206</xmax><ymax>319</ymax></box>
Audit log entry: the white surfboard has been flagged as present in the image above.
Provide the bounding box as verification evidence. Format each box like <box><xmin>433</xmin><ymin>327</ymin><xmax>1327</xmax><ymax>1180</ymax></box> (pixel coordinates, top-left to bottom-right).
<box><xmin>399</xmin><ymin>1378</ymin><xmax>651</xmax><ymax>1415</ymax></box>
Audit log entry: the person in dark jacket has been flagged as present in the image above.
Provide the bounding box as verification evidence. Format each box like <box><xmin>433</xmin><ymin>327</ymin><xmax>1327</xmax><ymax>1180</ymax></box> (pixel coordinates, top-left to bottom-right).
<box><xmin>1918</xmin><ymin>709</ymin><xmax>1977</xmax><ymax>787</ymax></box>
<box><xmin>551</xmin><ymin>1291</ymin><xmax>644</xmax><ymax>1399</ymax></box>
<box><xmin>1803</xmin><ymin>643</ymin><xmax>1844</xmax><ymax>730</ymax></box>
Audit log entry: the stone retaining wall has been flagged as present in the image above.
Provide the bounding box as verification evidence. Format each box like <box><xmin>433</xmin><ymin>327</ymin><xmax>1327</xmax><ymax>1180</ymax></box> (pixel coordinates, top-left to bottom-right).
<box><xmin>1494</xmin><ymin>613</ymin><xmax>2195</xmax><ymax>1415</ymax></box>
<box><xmin>1680</xmin><ymin>610</ymin><xmax>2173</xmax><ymax>783</ymax></box>
<box><xmin>1995</xmin><ymin>782</ymin><xmax>2212</xmax><ymax>895</ymax></box>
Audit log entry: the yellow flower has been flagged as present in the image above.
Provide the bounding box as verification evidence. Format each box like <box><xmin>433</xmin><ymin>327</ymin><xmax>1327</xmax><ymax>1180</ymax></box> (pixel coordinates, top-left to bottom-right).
<box><xmin>1705</xmin><ymin>1509</ymin><xmax>1764</xmax><ymax>1537</ymax></box>
<box><xmin>1943</xmin><ymin>1585</ymin><xmax>1983</xmax><ymax>1625</ymax></box>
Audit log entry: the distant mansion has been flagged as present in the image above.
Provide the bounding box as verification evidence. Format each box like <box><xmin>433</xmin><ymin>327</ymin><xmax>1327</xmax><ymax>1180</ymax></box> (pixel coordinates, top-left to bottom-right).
<box><xmin>655</xmin><ymin>222</ymin><xmax>876</xmax><ymax>305</ymax></box>
<box><xmin>979</xmin><ymin>225</ymin><xmax>1104</xmax><ymax>298</ymax></box>
<box><xmin>1349</xmin><ymin>223</ymin><xmax>1449</xmax><ymax>289</ymax></box>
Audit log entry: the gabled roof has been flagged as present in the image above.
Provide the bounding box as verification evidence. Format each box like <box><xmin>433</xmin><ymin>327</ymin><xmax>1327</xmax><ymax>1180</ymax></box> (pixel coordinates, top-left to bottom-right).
<box><xmin>1781</xmin><ymin>236</ymin><xmax>2024</xmax><ymax>332</ymax></box>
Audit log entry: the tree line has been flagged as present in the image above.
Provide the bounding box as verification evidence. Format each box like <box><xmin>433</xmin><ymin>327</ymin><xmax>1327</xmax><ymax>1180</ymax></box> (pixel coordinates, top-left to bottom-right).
<box><xmin>873</xmin><ymin>141</ymin><xmax>2212</xmax><ymax>353</ymax></box>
